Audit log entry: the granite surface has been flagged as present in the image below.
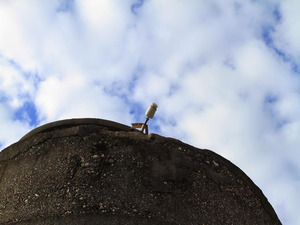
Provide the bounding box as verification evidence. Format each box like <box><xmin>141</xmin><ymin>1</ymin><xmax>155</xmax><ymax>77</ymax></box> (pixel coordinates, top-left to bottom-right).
<box><xmin>0</xmin><ymin>119</ymin><xmax>281</xmax><ymax>225</ymax></box>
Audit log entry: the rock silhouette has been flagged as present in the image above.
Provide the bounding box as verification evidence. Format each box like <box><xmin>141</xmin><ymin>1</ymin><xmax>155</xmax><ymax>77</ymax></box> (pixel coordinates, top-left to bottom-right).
<box><xmin>0</xmin><ymin>118</ymin><xmax>281</xmax><ymax>225</ymax></box>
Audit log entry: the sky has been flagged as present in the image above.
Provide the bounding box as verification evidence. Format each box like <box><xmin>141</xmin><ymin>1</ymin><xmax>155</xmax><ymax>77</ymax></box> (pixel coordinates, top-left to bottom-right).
<box><xmin>0</xmin><ymin>0</ymin><xmax>299</xmax><ymax>223</ymax></box>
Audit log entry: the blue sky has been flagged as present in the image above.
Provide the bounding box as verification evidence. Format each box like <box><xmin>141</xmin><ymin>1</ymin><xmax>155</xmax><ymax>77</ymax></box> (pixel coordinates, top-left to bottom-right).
<box><xmin>0</xmin><ymin>0</ymin><xmax>300</xmax><ymax>224</ymax></box>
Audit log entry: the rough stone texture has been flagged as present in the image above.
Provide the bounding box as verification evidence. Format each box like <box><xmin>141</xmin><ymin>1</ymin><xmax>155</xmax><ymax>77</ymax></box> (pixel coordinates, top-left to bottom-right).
<box><xmin>0</xmin><ymin>119</ymin><xmax>281</xmax><ymax>225</ymax></box>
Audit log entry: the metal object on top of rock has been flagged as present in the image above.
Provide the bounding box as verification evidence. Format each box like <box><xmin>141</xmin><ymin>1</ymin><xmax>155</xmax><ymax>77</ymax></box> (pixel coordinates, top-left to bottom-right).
<box><xmin>132</xmin><ymin>103</ymin><xmax>158</xmax><ymax>135</ymax></box>
<box><xmin>145</xmin><ymin>103</ymin><xmax>158</xmax><ymax>119</ymax></box>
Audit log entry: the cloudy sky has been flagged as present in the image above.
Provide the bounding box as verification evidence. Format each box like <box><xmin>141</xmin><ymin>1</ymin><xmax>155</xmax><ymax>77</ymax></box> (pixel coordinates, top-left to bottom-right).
<box><xmin>0</xmin><ymin>0</ymin><xmax>299</xmax><ymax>223</ymax></box>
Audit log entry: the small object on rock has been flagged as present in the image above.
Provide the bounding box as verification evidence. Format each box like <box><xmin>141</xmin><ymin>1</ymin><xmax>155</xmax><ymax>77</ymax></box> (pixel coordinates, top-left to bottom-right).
<box><xmin>132</xmin><ymin>103</ymin><xmax>158</xmax><ymax>135</ymax></box>
<box><xmin>92</xmin><ymin>155</ymin><xmax>99</xmax><ymax>159</ymax></box>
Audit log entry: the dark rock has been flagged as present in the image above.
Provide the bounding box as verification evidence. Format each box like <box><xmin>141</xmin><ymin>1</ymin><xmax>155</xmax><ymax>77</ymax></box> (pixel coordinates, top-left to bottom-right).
<box><xmin>0</xmin><ymin>118</ymin><xmax>281</xmax><ymax>224</ymax></box>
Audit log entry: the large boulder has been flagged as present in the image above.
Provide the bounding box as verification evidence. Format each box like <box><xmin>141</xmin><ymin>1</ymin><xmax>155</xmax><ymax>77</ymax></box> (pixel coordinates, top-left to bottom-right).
<box><xmin>0</xmin><ymin>118</ymin><xmax>281</xmax><ymax>224</ymax></box>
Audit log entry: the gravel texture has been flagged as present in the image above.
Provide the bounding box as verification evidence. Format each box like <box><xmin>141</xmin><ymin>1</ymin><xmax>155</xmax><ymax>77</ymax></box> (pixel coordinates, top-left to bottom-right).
<box><xmin>0</xmin><ymin>119</ymin><xmax>281</xmax><ymax>225</ymax></box>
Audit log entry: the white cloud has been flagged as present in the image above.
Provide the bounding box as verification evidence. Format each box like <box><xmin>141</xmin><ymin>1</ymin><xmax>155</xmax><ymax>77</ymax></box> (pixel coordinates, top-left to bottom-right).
<box><xmin>0</xmin><ymin>60</ymin><xmax>29</xmax><ymax>107</ymax></box>
<box><xmin>274</xmin><ymin>0</ymin><xmax>300</xmax><ymax>64</ymax></box>
<box><xmin>0</xmin><ymin>0</ymin><xmax>299</xmax><ymax>224</ymax></box>
<box><xmin>0</xmin><ymin>103</ymin><xmax>31</xmax><ymax>147</ymax></box>
<box><xmin>35</xmin><ymin>74</ymin><xmax>134</xmax><ymax>124</ymax></box>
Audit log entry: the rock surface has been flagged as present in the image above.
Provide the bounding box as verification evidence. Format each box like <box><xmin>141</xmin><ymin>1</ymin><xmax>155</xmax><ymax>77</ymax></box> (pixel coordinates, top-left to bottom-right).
<box><xmin>0</xmin><ymin>118</ymin><xmax>281</xmax><ymax>225</ymax></box>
